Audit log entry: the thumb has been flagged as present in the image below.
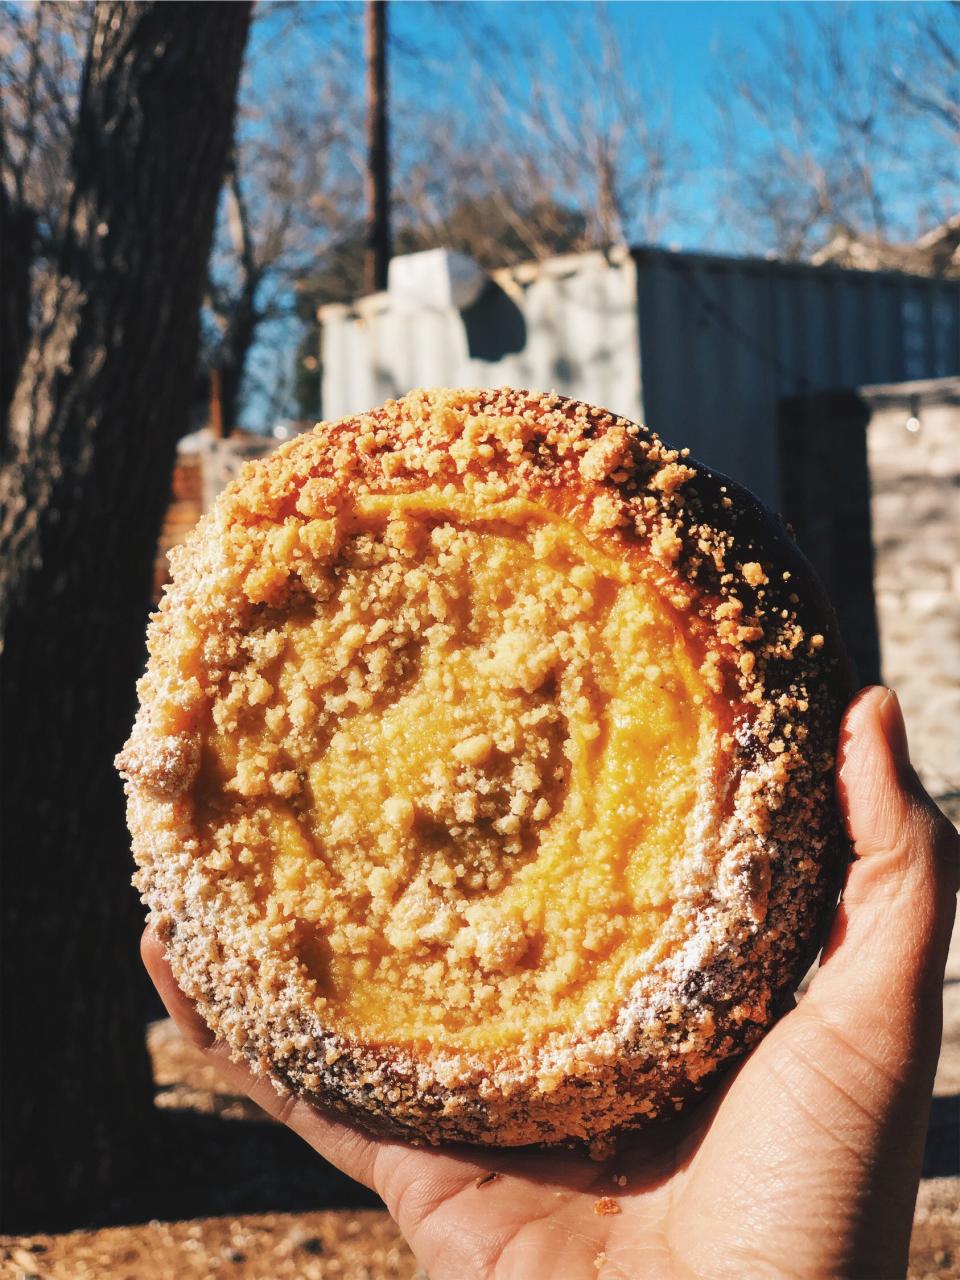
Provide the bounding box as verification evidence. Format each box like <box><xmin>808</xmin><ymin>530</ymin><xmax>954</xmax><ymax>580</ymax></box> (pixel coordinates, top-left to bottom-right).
<box><xmin>805</xmin><ymin>684</ymin><xmax>958</xmax><ymax>1083</ymax></box>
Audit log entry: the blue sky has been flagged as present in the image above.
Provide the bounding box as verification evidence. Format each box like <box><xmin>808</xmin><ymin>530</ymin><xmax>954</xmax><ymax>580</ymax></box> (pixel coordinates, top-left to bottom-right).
<box><xmin>392</xmin><ymin>1</ymin><xmax>788</xmax><ymax>129</ymax></box>
<box><xmin>248</xmin><ymin>0</ymin><xmax>943</xmax><ymax>251</ymax></box>
<box><xmin>240</xmin><ymin>1</ymin><xmax>953</xmax><ymax>425</ymax></box>
<box><xmin>388</xmin><ymin>0</ymin><xmax>765</xmax><ymax>249</ymax></box>
<box><xmin>385</xmin><ymin>0</ymin><xmax>932</xmax><ymax>249</ymax></box>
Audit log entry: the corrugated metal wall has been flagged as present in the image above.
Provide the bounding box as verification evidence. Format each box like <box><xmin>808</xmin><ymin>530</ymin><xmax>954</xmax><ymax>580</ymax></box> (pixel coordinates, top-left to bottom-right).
<box><xmin>320</xmin><ymin>247</ymin><xmax>642</xmax><ymax>423</ymax></box>
<box><xmin>320</xmin><ymin>246</ymin><xmax>959</xmax><ymax>506</ymax></box>
<box><xmin>633</xmin><ymin>249</ymin><xmax>960</xmax><ymax>503</ymax></box>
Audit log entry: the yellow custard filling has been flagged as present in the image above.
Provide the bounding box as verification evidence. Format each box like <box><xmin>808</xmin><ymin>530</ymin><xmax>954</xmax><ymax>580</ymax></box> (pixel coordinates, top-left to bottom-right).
<box><xmin>197</xmin><ymin>495</ymin><xmax>718</xmax><ymax>1051</ymax></box>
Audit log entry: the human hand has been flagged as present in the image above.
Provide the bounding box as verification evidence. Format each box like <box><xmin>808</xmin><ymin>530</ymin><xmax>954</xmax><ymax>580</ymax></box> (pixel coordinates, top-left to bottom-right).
<box><xmin>143</xmin><ymin>686</ymin><xmax>959</xmax><ymax>1280</ymax></box>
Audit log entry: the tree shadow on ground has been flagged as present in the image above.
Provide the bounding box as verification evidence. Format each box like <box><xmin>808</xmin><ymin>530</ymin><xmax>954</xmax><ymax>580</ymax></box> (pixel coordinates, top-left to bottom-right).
<box><xmin>922</xmin><ymin>1095</ymin><xmax>959</xmax><ymax>1179</ymax></box>
<box><xmin>94</xmin><ymin>1111</ymin><xmax>380</xmax><ymax>1230</ymax></box>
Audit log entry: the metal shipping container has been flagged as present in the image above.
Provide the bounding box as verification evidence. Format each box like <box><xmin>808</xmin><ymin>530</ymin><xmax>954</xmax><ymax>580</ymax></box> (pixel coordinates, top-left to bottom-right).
<box><xmin>319</xmin><ymin>245</ymin><xmax>959</xmax><ymax>507</ymax></box>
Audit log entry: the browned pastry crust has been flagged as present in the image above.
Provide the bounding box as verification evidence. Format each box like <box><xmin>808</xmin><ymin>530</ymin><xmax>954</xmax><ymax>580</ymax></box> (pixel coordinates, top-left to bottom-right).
<box><xmin>118</xmin><ymin>388</ymin><xmax>851</xmax><ymax>1147</ymax></box>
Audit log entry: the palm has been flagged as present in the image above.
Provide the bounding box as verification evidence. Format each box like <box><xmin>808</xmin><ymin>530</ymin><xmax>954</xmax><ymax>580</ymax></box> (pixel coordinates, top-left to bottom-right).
<box><xmin>144</xmin><ymin>688</ymin><xmax>958</xmax><ymax>1280</ymax></box>
<box><xmin>337</xmin><ymin>987</ymin><xmax>916</xmax><ymax>1280</ymax></box>
<box><xmin>366</xmin><ymin>1094</ymin><xmax>695</xmax><ymax>1279</ymax></box>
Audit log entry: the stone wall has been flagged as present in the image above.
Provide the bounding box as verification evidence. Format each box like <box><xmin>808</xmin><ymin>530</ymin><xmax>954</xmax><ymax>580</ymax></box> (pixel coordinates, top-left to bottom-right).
<box><xmin>866</xmin><ymin>380</ymin><xmax>959</xmax><ymax>812</ymax></box>
<box><xmin>781</xmin><ymin>377</ymin><xmax>959</xmax><ymax>815</ymax></box>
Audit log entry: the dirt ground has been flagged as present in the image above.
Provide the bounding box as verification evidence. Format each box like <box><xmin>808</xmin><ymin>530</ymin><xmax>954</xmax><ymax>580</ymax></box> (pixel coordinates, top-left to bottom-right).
<box><xmin>0</xmin><ymin>1172</ymin><xmax>955</xmax><ymax>1280</ymax></box>
<box><xmin>1</xmin><ymin>1177</ymin><xmax>954</xmax><ymax>1280</ymax></box>
<box><xmin>2</xmin><ymin>956</ymin><xmax>957</xmax><ymax>1280</ymax></box>
<box><xmin>1</xmin><ymin>1183</ymin><xmax>955</xmax><ymax>1280</ymax></box>
<box><xmin>4</xmin><ymin>401</ymin><xmax>956</xmax><ymax>1278</ymax></box>
<box><xmin>0</xmin><ymin>1211</ymin><xmax>420</xmax><ymax>1280</ymax></box>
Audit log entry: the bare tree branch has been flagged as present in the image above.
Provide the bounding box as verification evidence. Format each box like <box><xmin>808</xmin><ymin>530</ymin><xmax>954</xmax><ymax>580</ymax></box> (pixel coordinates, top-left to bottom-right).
<box><xmin>711</xmin><ymin>2</ymin><xmax>957</xmax><ymax>260</ymax></box>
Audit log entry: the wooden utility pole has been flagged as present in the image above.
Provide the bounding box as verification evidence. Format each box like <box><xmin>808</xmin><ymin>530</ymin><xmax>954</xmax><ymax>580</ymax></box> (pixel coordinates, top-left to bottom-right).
<box><xmin>364</xmin><ymin>0</ymin><xmax>390</xmax><ymax>294</ymax></box>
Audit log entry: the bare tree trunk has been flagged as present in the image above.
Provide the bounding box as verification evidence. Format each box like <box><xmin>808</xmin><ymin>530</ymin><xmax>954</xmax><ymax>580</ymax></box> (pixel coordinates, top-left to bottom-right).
<box><xmin>215</xmin><ymin>292</ymin><xmax>259</xmax><ymax>435</ymax></box>
<box><xmin>364</xmin><ymin>0</ymin><xmax>390</xmax><ymax>294</ymax></box>
<box><xmin>209</xmin><ymin>155</ymin><xmax>261</xmax><ymax>435</ymax></box>
<box><xmin>0</xmin><ymin>0</ymin><xmax>250</xmax><ymax>1233</ymax></box>
<box><xmin>0</xmin><ymin>180</ymin><xmax>35</xmax><ymax>446</ymax></box>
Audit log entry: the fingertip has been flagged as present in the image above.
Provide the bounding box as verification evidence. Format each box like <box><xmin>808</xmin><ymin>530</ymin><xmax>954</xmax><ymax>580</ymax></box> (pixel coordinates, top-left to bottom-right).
<box><xmin>836</xmin><ymin>686</ymin><xmax>914</xmax><ymax>854</ymax></box>
<box><xmin>836</xmin><ymin>685</ymin><xmax>897</xmax><ymax>780</ymax></box>
<box><xmin>141</xmin><ymin>925</ymin><xmax>164</xmax><ymax>970</ymax></box>
<box><xmin>876</xmin><ymin>688</ymin><xmax>910</xmax><ymax>770</ymax></box>
<box><xmin>140</xmin><ymin>925</ymin><xmax>216</xmax><ymax>1050</ymax></box>
<box><xmin>812</xmin><ymin>684</ymin><xmax>957</xmax><ymax>1017</ymax></box>
<box><xmin>841</xmin><ymin>683</ymin><xmax>889</xmax><ymax>723</ymax></box>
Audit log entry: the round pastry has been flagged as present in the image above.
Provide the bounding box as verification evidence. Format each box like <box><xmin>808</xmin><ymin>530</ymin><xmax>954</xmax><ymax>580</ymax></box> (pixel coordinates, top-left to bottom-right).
<box><xmin>118</xmin><ymin>387</ymin><xmax>850</xmax><ymax>1147</ymax></box>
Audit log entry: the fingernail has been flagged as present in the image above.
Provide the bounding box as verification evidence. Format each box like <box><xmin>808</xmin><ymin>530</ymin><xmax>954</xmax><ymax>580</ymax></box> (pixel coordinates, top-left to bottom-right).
<box><xmin>878</xmin><ymin>688</ymin><xmax>910</xmax><ymax>769</ymax></box>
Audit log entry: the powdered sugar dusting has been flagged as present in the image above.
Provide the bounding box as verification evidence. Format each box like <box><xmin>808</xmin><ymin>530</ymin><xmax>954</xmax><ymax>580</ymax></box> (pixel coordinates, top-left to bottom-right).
<box><xmin>118</xmin><ymin>387</ymin><xmax>849</xmax><ymax>1146</ymax></box>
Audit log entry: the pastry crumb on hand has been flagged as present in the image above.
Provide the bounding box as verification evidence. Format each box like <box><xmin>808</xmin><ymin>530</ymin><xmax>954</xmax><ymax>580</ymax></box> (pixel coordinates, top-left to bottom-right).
<box><xmin>593</xmin><ymin>1196</ymin><xmax>622</xmax><ymax>1216</ymax></box>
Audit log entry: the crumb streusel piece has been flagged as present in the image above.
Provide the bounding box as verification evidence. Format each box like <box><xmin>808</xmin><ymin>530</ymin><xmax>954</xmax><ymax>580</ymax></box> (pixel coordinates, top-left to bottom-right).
<box><xmin>118</xmin><ymin>388</ymin><xmax>849</xmax><ymax>1145</ymax></box>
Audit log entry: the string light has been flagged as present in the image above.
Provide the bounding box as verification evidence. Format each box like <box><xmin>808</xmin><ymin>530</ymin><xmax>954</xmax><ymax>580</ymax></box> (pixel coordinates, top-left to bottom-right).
<box><xmin>904</xmin><ymin>393</ymin><xmax>921</xmax><ymax>434</ymax></box>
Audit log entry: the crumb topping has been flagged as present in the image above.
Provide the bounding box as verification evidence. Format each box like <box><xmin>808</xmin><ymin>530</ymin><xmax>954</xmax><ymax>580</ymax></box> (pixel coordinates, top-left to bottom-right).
<box><xmin>118</xmin><ymin>387</ymin><xmax>848</xmax><ymax>1146</ymax></box>
<box><xmin>593</xmin><ymin>1197</ymin><xmax>622</xmax><ymax>1216</ymax></box>
<box><xmin>184</xmin><ymin>496</ymin><xmax>717</xmax><ymax>1050</ymax></box>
